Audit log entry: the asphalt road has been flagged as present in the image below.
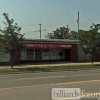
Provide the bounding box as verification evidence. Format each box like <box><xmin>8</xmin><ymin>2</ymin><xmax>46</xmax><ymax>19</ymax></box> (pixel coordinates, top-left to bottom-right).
<box><xmin>0</xmin><ymin>69</ymin><xmax>100</xmax><ymax>100</ymax></box>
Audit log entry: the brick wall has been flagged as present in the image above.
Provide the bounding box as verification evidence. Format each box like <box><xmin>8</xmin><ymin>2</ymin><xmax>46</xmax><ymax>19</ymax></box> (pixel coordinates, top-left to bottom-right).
<box><xmin>71</xmin><ymin>44</ymin><xmax>78</xmax><ymax>62</ymax></box>
<box><xmin>93</xmin><ymin>53</ymin><xmax>100</xmax><ymax>61</ymax></box>
<box><xmin>12</xmin><ymin>51</ymin><xmax>21</xmax><ymax>64</ymax></box>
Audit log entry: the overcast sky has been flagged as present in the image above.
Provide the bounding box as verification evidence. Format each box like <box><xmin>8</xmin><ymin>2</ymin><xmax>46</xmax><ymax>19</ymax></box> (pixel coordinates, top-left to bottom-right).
<box><xmin>0</xmin><ymin>0</ymin><xmax>100</xmax><ymax>39</ymax></box>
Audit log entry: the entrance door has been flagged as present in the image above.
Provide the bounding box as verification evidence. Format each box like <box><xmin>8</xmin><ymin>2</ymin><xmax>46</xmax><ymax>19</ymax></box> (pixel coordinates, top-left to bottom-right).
<box><xmin>65</xmin><ymin>49</ymin><xmax>71</xmax><ymax>61</ymax></box>
<box><xmin>35</xmin><ymin>49</ymin><xmax>42</xmax><ymax>60</ymax></box>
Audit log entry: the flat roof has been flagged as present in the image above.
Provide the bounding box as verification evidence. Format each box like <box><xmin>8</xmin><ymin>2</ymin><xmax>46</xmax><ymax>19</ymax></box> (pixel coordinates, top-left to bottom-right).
<box><xmin>21</xmin><ymin>39</ymin><xmax>80</xmax><ymax>44</ymax></box>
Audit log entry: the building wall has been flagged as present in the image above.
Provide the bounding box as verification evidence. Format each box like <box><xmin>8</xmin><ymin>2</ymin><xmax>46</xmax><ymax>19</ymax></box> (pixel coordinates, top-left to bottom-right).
<box><xmin>0</xmin><ymin>52</ymin><xmax>10</xmax><ymax>62</ymax></box>
<box><xmin>3</xmin><ymin>43</ymin><xmax>100</xmax><ymax>63</ymax></box>
<box><xmin>71</xmin><ymin>44</ymin><xmax>77</xmax><ymax>62</ymax></box>
<box><xmin>93</xmin><ymin>53</ymin><xmax>100</xmax><ymax>61</ymax></box>
<box><xmin>77</xmin><ymin>44</ymin><xmax>90</xmax><ymax>61</ymax></box>
<box><xmin>0</xmin><ymin>51</ymin><xmax>21</xmax><ymax>64</ymax></box>
<box><xmin>20</xmin><ymin>44</ymin><xmax>100</xmax><ymax>62</ymax></box>
<box><xmin>12</xmin><ymin>51</ymin><xmax>21</xmax><ymax>64</ymax></box>
<box><xmin>21</xmin><ymin>49</ymin><xmax>27</xmax><ymax>60</ymax></box>
<box><xmin>13</xmin><ymin>45</ymin><xmax>100</xmax><ymax>63</ymax></box>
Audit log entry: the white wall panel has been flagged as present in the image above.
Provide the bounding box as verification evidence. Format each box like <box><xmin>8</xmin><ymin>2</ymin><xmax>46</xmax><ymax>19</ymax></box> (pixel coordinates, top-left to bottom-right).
<box><xmin>0</xmin><ymin>52</ymin><xmax>10</xmax><ymax>62</ymax></box>
<box><xmin>78</xmin><ymin>44</ymin><xmax>90</xmax><ymax>61</ymax></box>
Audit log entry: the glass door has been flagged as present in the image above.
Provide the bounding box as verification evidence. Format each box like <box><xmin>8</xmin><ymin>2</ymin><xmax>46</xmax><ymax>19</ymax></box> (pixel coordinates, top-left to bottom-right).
<box><xmin>35</xmin><ymin>49</ymin><xmax>42</xmax><ymax>60</ymax></box>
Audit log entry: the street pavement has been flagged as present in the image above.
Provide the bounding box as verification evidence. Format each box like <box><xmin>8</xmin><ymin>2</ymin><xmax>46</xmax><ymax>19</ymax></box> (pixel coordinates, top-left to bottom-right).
<box><xmin>0</xmin><ymin>69</ymin><xmax>100</xmax><ymax>100</ymax></box>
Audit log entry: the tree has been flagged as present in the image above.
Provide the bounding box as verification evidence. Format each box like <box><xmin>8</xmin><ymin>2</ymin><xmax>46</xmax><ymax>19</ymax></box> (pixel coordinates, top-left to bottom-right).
<box><xmin>68</xmin><ymin>30</ymin><xmax>78</xmax><ymax>40</ymax></box>
<box><xmin>45</xmin><ymin>26</ymin><xmax>78</xmax><ymax>40</ymax></box>
<box><xmin>79</xmin><ymin>24</ymin><xmax>100</xmax><ymax>65</ymax></box>
<box><xmin>52</xmin><ymin>26</ymin><xmax>69</xmax><ymax>39</ymax></box>
<box><xmin>0</xmin><ymin>13</ymin><xmax>24</xmax><ymax>68</ymax></box>
<box><xmin>45</xmin><ymin>33</ymin><xmax>54</xmax><ymax>39</ymax></box>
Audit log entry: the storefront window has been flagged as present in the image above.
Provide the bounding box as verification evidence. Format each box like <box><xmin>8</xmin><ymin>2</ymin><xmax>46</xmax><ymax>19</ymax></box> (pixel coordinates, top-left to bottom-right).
<box><xmin>50</xmin><ymin>49</ymin><xmax>60</xmax><ymax>60</ymax></box>
<box><xmin>43</xmin><ymin>49</ymin><xmax>50</xmax><ymax>60</ymax></box>
<box><xmin>27</xmin><ymin>49</ymin><xmax>34</xmax><ymax>60</ymax></box>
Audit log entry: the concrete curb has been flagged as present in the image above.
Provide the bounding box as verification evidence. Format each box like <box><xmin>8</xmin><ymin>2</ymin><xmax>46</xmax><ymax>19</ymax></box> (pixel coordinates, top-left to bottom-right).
<box><xmin>0</xmin><ymin>62</ymin><xmax>100</xmax><ymax>69</ymax></box>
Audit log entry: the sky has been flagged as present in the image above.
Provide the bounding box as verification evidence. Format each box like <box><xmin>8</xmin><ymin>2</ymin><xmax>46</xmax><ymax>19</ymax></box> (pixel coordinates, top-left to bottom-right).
<box><xmin>0</xmin><ymin>0</ymin><xmax>100</xmax><ymax>39</ymax></box>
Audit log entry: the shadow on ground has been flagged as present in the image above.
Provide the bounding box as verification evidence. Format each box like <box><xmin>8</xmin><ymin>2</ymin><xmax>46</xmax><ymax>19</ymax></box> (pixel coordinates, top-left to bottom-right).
<box><xmin>94</xmin><ymin>64</ymin><xmax>100</xmax><ymax>66</ymax></box>
<box><xmin>16</xmin><ymin>67</ymin><xmax>51</xmax><ymax>72</ymax></box>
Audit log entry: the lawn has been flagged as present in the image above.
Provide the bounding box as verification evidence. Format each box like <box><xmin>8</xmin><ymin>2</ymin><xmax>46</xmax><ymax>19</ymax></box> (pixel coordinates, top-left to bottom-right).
<box><xmin>0</xmin><ymin>64</ymin><xmax>100</xmax><ymax>74</ymax></box>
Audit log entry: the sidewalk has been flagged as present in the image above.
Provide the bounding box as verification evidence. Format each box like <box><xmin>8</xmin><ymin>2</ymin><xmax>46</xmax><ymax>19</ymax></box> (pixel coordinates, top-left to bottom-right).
<box><xmin>0</xmin><ymin>62</ymin><xmax>100</xmax><ymax>69</ymax></box>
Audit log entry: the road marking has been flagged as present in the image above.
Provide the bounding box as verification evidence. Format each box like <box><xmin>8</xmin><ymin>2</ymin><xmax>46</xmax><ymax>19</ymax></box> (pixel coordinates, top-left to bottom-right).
<box><xmin>0</xmin><ymin>79</ymin><xmax>100</xmax><ymax>91</ymax></box>
<box><xmin>15</xmin><ymin>75</ymin><xmax>67</xmax><ymax>80</ymax></box>
<box><xmin>14</xmin><ymin>74</ymin><xmax>100</xmax><ymax>81</ymax></box>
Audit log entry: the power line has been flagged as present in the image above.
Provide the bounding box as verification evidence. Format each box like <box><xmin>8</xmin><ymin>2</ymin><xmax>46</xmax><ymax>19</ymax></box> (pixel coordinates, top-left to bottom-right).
<box><xmin>21</xmin><ymin>24</ymin><xmax>39</xmax><ymax>27</ymax></box>
<box><xmin>22</xmin><ymin>24</ymin><xmax>50</xmax><ymax>39</ymax></box>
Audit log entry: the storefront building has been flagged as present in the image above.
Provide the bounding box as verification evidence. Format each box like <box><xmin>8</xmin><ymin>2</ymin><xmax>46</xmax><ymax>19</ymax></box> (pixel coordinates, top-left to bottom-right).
<box><xmin>20</xmin><ymin>39</ymin><xmax>78</xmax><ymax>63</ymax></box>
<box><xmin>0</xmin><ymin>39</ymin><xmax>100</xmax><ymax>64</ymax></box>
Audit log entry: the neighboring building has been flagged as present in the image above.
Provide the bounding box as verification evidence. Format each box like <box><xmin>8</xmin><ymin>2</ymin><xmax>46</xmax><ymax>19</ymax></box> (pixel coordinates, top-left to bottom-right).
<box><xmin>0</xmin><ymin>39</ymin><xmax>100</xmax><ymax>64</ymax></box>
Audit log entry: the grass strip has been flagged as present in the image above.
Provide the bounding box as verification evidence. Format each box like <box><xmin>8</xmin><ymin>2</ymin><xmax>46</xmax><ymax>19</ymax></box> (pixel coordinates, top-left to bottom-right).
<box><xmin>0</xmin><ymin>64</ymin><xmax>100</xmax><ymax>73</ymax></box>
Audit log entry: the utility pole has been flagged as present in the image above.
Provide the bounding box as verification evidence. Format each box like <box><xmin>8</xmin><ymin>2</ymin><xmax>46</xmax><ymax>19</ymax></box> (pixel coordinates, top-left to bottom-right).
<box><xmin>66</xmin><ymin>25</ymin><xmax>69</xmax><ymax>32</ymax></box>
<box><xmin>66</xmin><ymin>25</ymin><xmax>69</xmax><ymax>39</ymax></box>
<box><xmin>39</xmin><ymin>24</ymin><xmax>41</xmax><ymax>39</ymax></box>
<box><xmin>67</xmin><ymin>25</ymin><xmax>69</xmax><ymax>29</ymax></box>
<box><xmin>77</xmin><ymin>11</ymin><xmax>79</xmax><ymax>38</ymax></box>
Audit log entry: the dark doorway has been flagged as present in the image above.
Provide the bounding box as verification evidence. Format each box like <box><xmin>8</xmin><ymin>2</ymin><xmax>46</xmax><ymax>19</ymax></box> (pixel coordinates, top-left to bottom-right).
<box><xmin>65</xmin><ymin>49</ymin><xmax>71</xmax><ymax>61</ymax></box>
<box><xmin>35</xmin><ymin>49</ymin><xmax>42</xmax><ymax>60</ymax></box>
